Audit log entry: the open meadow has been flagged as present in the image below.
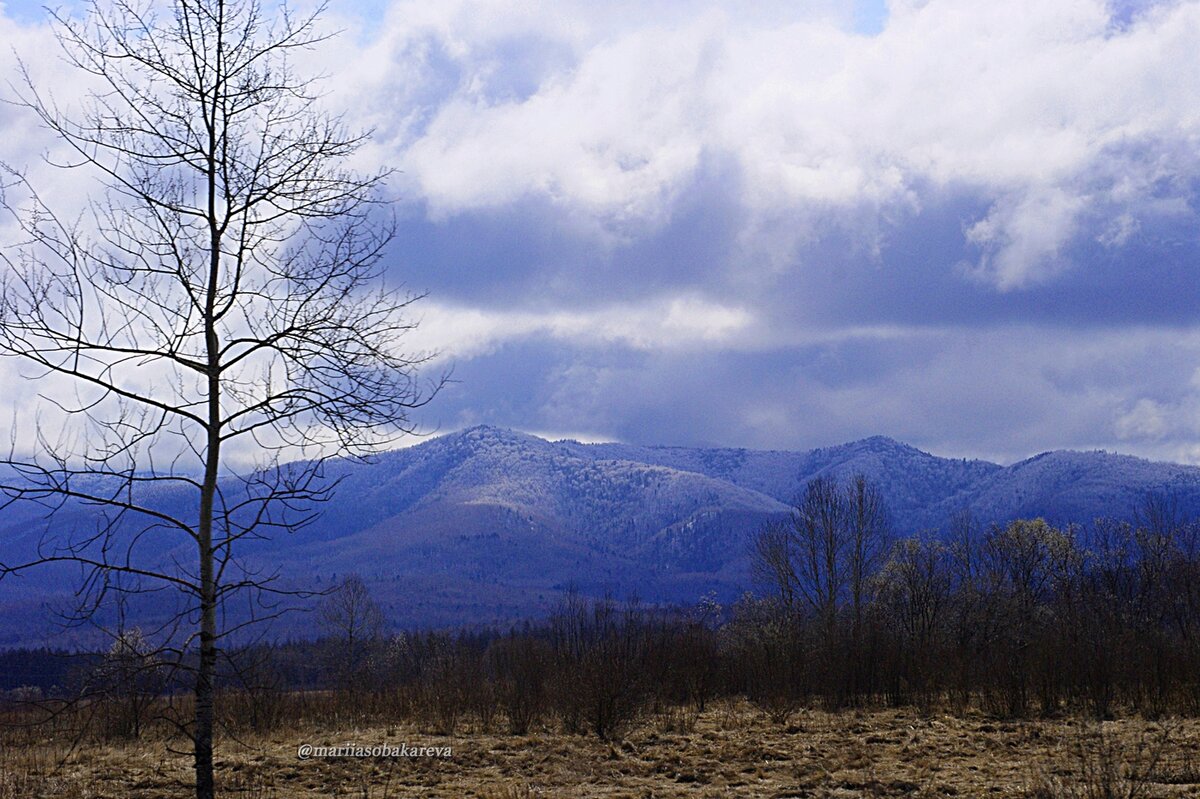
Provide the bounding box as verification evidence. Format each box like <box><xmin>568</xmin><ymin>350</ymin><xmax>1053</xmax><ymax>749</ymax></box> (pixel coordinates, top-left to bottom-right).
<box><xmin>5</xmin><ymin>701</ymin><xmax>1200</xmax><ymax>799</ymax></box>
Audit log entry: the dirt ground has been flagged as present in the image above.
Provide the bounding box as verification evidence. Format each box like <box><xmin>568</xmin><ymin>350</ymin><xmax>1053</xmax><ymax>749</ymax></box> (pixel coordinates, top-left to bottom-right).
<box><xmin>5</xmin><ymin>702</ymin><xmax>1200</xmax><ymax>798</ymax></box>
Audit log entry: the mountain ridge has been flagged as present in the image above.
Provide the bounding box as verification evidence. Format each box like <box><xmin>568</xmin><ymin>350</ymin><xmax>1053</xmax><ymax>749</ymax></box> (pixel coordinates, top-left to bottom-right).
<box><xmin>2</xmin><ymin>425</ymin><xmax>1199</xmax><ymax>645</ymax></box>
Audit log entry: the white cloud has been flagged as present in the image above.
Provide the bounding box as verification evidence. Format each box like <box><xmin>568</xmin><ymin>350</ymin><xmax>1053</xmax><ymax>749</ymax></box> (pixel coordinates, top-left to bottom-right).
<box><xmin>1115</xmin><ymin>397</ymin><xmax>1171</xmax><ymax>440</ymax></box>
<box><xmin>1114</xmin><ymin>368</ymin><xmax>1200</xmax><ymax>460</ymax></box>
<box><xmin>407</xmin><ymin>292</ymin><xmax>953</xmax><ymax>361</ymax></box>
<box><xmin>962</xmin><ymin>185</ymin><xmax>1086</xmax><ymax>287</ymax></box>
<box><xmin>410</xmin><ymin>294</ymin><xmax>754</xmax><ymax>358</ymax></box>
<box><xmin>8</xmin><ymin>0</ymin><xmax>1200</xmax><ymax>286</ymax></box>
<box><xmin>317</xmin><ymin>0</ymin><xmax>1200</xmax><ymax>287</ymax></box>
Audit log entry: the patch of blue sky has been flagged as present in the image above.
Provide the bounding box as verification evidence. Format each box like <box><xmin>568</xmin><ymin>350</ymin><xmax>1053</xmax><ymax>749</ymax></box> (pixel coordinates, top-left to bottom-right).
<box><xmin>2</xmin><ymin>0</ymin><xmax>56</xmax><ymax>24</ymax></box>
<box><xmin>852</xmin><ymin>0</ymin><xmax>889</xmax><ymax>35</ymax></box>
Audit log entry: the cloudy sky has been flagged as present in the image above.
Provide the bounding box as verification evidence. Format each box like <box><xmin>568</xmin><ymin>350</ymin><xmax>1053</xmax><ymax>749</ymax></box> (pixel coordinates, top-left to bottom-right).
<box><xmin>2</xmin><ymin>0</ymin><xmax>1199</xmax><ymax>464</ymax></box>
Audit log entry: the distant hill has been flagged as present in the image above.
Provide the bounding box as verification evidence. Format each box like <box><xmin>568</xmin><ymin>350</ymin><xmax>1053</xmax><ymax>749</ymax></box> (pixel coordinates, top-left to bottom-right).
<box><xmin>557</xmin><ymin>435</ymin><xmax>1003</xmax><ymax>529</ymax></box>
<box><xmin>3</xmin><ymin>425</ymin><xmax>1200</xmax><ymax>645</ymax></box>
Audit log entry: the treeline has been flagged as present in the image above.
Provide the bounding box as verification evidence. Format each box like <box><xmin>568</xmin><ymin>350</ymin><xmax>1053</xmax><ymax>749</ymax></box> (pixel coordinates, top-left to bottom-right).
<box><xmin>293</xmin><ymin>480</ymin><xmax>1200</xmax><ymax>729</ymax></box>
<box><xmin>0</xmin><ymin>648</ymin><xmax>96</xmax><ymax>694</ymax></box>
<box><xmin>743</xmin><ymin>479</ymin><xmax>1200</xmax><ymax>721</ymax></box>
<box><xmin>0</xmin><ymin>594</ymin><xmax>722</xmax><ymax>742</ymax></box>
<box><xmin>5</xmin><ymin>480</ymin><xmax>1200</xmax><ymax>741</ymax></box>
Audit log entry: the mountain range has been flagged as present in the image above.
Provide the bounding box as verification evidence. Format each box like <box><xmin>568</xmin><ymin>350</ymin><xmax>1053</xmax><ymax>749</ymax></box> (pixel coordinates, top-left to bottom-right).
<box><xmin>3</xmin><ymin>425</ymin><xmax>1200</xmax><ymax>646</ymax></box>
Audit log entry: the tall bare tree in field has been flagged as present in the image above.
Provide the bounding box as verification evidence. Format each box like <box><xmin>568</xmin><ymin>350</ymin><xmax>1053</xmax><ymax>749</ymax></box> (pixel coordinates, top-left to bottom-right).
<box><xmin>0</xmin><ymin>0</ymin><xmax>438</xmax><ymax>795</ymax></box>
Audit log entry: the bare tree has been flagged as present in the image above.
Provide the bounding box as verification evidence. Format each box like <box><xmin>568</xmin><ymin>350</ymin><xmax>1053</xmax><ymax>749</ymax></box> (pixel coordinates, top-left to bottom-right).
<box><xmin>752</xmin><ymin>519</ymin><xmax>801</xmax><ymax>610</ymax></box>
<box><xmin>752</xmin><ymin>475</ymin><xmax>847</xmax><ymax>624</ymax></box>
<box><xmin>318</xmin><ymin>573</ymin><xmax>386</xmax><ymax>690</ymax></box>
<box><xmin>0</xmin><ymin>0</ymin><xmax>438</xmax><ymax>796</ymax></box>
<box><xmin>798</xmin><ymin>475</ymin><xmax>850</xmax><ymax>628</ymax></box>
<box><xmin>979</xmin><ymin>518</ymin><xmax>1075</xmax><ymax>715</ymax></box>
<box><xmin>875</xmin><ymin>535</ymin><xmax>950</xmax><ymax>705</ymax></box>
<box><xmin>845</xmin><ymin>474</ymin><xmax>889</xmax><ymax>633</ymax></box>
<box><xmin>486</xmin><ymin>633</ymin><xmax>551</xmax><ymax>735</ymax></box>
<box><xmin>753</xmin><ymin>474</ymin><xmax>888</xmax><ymax>627</ymax></box>
<box><xmin>751</xmin><ymin>474</ymin><xmax>890</xmax><ymax>704</ymax></box>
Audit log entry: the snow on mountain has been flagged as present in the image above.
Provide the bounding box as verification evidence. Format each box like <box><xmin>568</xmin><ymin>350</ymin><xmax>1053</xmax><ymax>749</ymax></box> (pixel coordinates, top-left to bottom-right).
<box><xmin>3</xmin><ymin>425</ymin><xmax>1200</xmax><ymax>643</ymax></box>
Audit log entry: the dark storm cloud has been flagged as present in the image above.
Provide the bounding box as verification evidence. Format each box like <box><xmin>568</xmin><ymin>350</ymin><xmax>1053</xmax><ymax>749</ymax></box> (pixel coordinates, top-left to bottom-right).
<box><xmin>392</xmin><ymin>171</ymin><xmax>1200</xmax><ymax>331</ymax></box>
<box><xmin>387</xmin><ymin>153</ymin><xmax>745</xmax><ymax>309</ymax></box>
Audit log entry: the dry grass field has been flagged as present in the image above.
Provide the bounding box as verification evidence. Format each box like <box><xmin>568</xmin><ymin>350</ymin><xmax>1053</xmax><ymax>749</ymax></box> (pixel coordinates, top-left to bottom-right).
<box><xmin>4</xmin><ymin>702</ymin><xmax>1200</xmax><ymax>798</ymax></box>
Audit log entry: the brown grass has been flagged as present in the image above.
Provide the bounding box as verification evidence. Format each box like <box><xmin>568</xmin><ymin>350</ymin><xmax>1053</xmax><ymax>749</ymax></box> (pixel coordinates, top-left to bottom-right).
<box><xmin>5</xmin><ymin>702</ymin><xmax>1200</xmax><ymax>798</ymax></box>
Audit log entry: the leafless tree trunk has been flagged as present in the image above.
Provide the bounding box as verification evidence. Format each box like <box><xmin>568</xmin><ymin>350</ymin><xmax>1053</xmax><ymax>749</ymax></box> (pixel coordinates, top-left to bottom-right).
<box><xmin>844</xmin><ymin>474</ymin><xmax>889</xmax><ymax>699</ymax></box>
<box><xmin>0</xmin><ymin>1</ymin><xmax>439</xmax><ymax>796</ymax></box>
<box><xmin>846</xmin><ymin>474</ymin><xmax>889</xmax><ymax>634</ymax></box>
